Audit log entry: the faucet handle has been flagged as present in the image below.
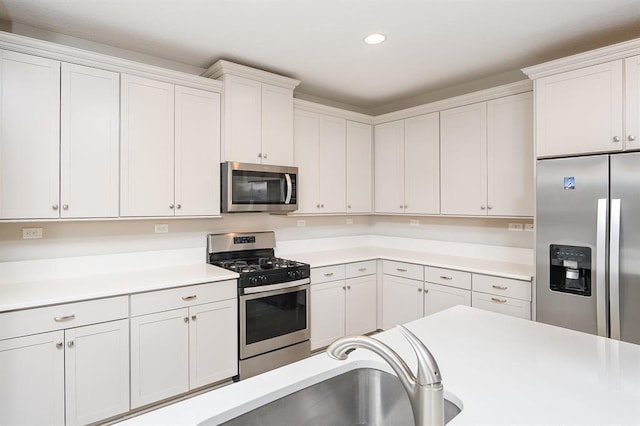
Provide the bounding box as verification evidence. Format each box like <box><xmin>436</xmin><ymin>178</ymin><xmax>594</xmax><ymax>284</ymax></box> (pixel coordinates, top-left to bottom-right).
<box><xmin>398</xmin><ymin>325</ymin><xmax>442</xmax><ymax>385</ymax></box>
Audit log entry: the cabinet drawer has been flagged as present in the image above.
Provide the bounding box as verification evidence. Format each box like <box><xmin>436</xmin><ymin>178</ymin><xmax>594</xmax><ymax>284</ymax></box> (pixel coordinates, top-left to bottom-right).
<box><xmin>130</xmin><ymin>280</ymin><xmax>237</xmax><ymax>317</ymax></box>
<box><xmin>345</xmin><ymin>260</ymin><xmax>376</xmax><ymax>278</ymax></box>
<box><xmin>473</xmin><ymin>274</ymin><xmax>531</xmax><ymax>301</ymax></box>
<box><xmin>311</xmin><ymin>264</ymin><xmax>346</xmax><ymax>284</ymax></box>
<box><xmin>0</xmin><ymin>296</ymin><xmax>128</xmax><ymax>341</ymax></box>
<box><xmin>382</xmin><ymin>260</ymin><xmax>423</xmax><ymax>281</ymax></box>
<box><xmin>424</xmin><ymin>266</ymin><xmax>471</xmax><ymax>290</ymax></box>
<box><xmin>471</xmin><ymin>292</ymin><xmax>531</xmax><ymax>320</ymax></box>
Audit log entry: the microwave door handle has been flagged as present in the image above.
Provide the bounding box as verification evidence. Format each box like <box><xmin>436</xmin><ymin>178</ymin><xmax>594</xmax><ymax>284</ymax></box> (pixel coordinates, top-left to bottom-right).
<box><xmin>284</xmin><ymin>174</ymin><xmax>292</xmax><ymax>204</ymax></box>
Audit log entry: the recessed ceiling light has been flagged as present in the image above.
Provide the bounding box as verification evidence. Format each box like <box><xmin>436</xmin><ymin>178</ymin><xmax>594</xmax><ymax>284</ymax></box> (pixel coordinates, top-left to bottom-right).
<box><xmin>364</xmin><ymin>33</ymin><xmax>386</xmax><ymax>45</ymax></box>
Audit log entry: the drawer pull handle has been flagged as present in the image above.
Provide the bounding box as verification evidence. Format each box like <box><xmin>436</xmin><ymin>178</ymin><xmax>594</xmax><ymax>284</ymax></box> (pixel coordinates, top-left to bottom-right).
<box><xmin>439</xmin><ymin>276</ymin><xmax>453</xmax><ymax>280</ymax></box>
<box><xmin>324</xmin><ymin>272</ymin><xmax>334</xmax><ymax>277</ymax></box>
<box><xmin>358</xmin><ymin>268</ymin><xmax>367</xmax><ymax>272</ymax></box>
<box><xmin>492</xmin><ymin>285</ymin><xmax>508</xmax><ymax>290</ymax></box>
<box><xmin>182</xmin><ymin>295</ymin><xmax>197</xmax><ymax>301</ymax></box>
<box><xmin>54</xmin><ymin>314</ymin><xmax>75</xmax><ymax>322</ymax></box>
<box><xmin>397</xmin><ymin>268</ymin><xmax>408</xmax><ymax>272</ymax></box>
<box><xmin>491</xmin><ymin>297</ymin><xmax>507</xmax><ymax>303</ymax></box>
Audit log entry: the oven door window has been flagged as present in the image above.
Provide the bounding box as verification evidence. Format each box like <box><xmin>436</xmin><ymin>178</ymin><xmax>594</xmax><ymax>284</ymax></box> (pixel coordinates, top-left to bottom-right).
<box><xmin>245</xmin><ymin>288</ymin><xmax>307</xmax><ymax>344</ymax></box>
<box><xmin>232</xmin><ymin>170</ymin><xmax>291</xmax><ymax>205</ymax></box>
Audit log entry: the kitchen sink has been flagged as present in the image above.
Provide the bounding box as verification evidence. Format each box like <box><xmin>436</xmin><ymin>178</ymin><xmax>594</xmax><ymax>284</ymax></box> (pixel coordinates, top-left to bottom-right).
<box><xmin>213</xmin><ymin>367</ymin><xmax>462</xmax><ymax>425</ymax></box>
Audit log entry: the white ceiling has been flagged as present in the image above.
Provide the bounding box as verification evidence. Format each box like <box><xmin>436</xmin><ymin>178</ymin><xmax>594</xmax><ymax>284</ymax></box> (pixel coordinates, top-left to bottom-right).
<box><xmin>1</xmin><ymin>0</ymin><xmax>639</xmax><ymax>113</ymax></box>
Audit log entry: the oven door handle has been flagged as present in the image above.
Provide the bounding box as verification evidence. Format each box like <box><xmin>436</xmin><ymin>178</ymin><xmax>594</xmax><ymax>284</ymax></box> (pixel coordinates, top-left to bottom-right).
<box><xmin>243</xmin><ymin>278</ymin><xmax>310</xmax><ymax>294</ymax></box>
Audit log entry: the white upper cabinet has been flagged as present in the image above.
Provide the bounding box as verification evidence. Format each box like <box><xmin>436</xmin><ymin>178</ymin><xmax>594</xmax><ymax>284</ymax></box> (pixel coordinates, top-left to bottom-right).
<box><xmin>262</xmin><ymin>84</ymin><xmax>294</xmax><ymax>166</ymax></box>
<box><xmin>441</xmin><ymin>94</ymin><xmax>533</xmax><ymax>217</ymax></box>
<box><xmin>346</xmin><ymin>121</ymin><xmax>373</xmax><ymax>213</ymax></box>
<box><xmin>175</xmin><ymin>86</ymin><xmax>221</xmax><ymax>216</ymax></box>
<box><xmin>404</xmin><ymin>113</ymin><xmax>440</xmax><ymax>215</ymax></box>
<box><xmin>120</xmin><ymin>74</ymin><xmax>176</xmax><ymax>217</ymax></box>
<box><xmin>625</xmin><ymin>55</ymin><xmax>640</xmax><ymax>151</ymax></box>
<box><xmin>374</xmin><ymin>120</ymin><xmax>405</xmax><ymax>214</ymax></box>
<box><xmin>293</xmin><ymin>109</ymin><xmax>346</xmax><ymax>214</ymax></box>
<box><xmin>61</xmin><ymin>63</ymin><xmax>120</xmax><ymax>219</ymax></box>
<box><xmin>0</xmin><ymin>50</ymin><xmax>60</xmax><ymax>219</ymax></box>
<box><xmin>487</xmin><ymin>92</ymin><xmax>534</xmax><ymax>217</ymax></box>
<box><xmin>223</xmin><ymin>75</ymin><xmax>262</xmax><ymax>163</ymax></box>
<box><xmin>535</xmin><ymin>61</ymin><xmax>624</xmax><ymax>157</ymax></box>
<box><xmin>204</xmin><ymin>60</ymin><xmax>300</xmax><ymax>166</ymax></box>
<box><xmin>318</xmin><ymin>115</ymin><xmax>346</xmax><ymax>213</ymax></box>
<box><xmin>441</xmin><ymin>102</ymin><xmax>487</xmax><ymax>216</ymax></box>
<box><xmin>374</xmin><ymin>113</ymin><xmax>440</xmax><ymax>215</ymax></box>
<box><xmin>121</xmin><ymin>75</ymin><xmax>221</xmax><ymax>217</ymax></box>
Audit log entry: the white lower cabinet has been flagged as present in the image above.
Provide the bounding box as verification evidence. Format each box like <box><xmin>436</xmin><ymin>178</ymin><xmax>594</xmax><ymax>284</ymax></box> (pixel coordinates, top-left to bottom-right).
<box><xmin>310</xmin><ymin>262</ymin><xmax>377</xmax><ymax>350</ymax></box>
<box><xmin>0</xmin><ymin>331</ymin><xmax>65</xmax><ymax>425</ymax></box>
<box><xmin>383</xmin><ymin>262</ymin><xmax>473</xmax><ymax>329</ymax></box>
<box><xmin>423</xmin><ymin>283</ymin><xmax>471</xmax><ymax>316</ymax></box>
<box><xmin>0</xmin><ymin>297</ymin><xmax>129</xmax><ymax>426</ymax></box>
<box><xmin>382</xmin><ymin>274</ymin><xmax>424</xmax><ymax>330</ymax></box>
<box><xmin>130</xmin><ymin>281</ymin><xmax>237</xmax><ymax>408</ymax></box>
<box><xmin>471</xmin><ymin>274</ymin><xmax>532</xmax><ymax>320</ymax></box>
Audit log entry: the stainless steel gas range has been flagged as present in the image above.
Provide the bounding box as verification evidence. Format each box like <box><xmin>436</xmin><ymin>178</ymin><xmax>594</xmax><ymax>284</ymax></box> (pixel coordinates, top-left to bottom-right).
<box><xmin>206</xmin><ymin>232</ymin><xmax>311</xmax><ymax>380</ymax></box>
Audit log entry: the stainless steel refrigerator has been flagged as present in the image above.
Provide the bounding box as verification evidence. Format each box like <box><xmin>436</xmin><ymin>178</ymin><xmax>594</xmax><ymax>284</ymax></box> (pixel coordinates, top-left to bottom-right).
<box><xmin>537</xmin><ymin>153</ymin><xmax>640</xmax><ymax>344</ymax></box>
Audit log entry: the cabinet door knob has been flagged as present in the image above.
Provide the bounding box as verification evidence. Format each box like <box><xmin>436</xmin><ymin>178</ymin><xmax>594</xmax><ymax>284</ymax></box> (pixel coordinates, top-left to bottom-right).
<box><xmin>613</xmin><ymin>136</ymin><xmax>621</xmax><ymax>142</ymax></box>
<box><xmin>418</xmin><ymin>288</ymin><xmax>423</xmax><ymax>292</ymax></box>
<box><xmin>347</xmin><ymin>285</ymin><xmax>351</xmax><ymax>290</ymax></box>
<box><xmin>404</xmin><ymin>205</ymin><xmax>408</xmax><ymax>209</ymax></box>
<box><xmin>263</xmin><ymin>153</ymin><xmax>268</xmax><ymax>159</ymax></box>
<box><xmin>191</xmin><ymin>315</ymin><xmax>197</xmax><ymax>321</ymax></box>
<box><xmin>400</xmin><ymin>205</ymin><xmax>403</xmax><ymax>209</ymax></box>
<box><xmin>169</xmin><ymin>204</ymin><xmax>175</xmax><ymax>209</ymax></box>
<box><xmin>67</xmin><ymin>340</ymin><xmax>74</xmax><ymax>348</ymax></box>
<box><xmin>629</xmin><ymin>135</ymin><xmax>637</xmax><ymax>142</ymax></box>
<box><xmin>487</xmin><ymin>205</ymin><xmax>493</xmax><ymax>210</ymax></box>
<box><xmin>348</xmin><ymin>205</ymin><xmax>351</xmax><ymax>209</ymax></box>
<box><xmin>424</xmin><ymin>289</ymin><xmax>429</xmax><ymax>293</ymax></box>
<box><xmin>258</xmin><ymin>153</ymin><xmax>262</xmax><ymax>158</ymax></box>
<box><xmin>342</xmin><ymin>286</ymin><xmax>346</xmax><ymax>290</ymax></box>
<box><xmin>56</xmin><ymin>342</ymin><xmax>63</xmax><ymax>349</ymax></box>
<box><xmin>317</xmin><ymin>204</ymin><xmax>321</xmax><ymax>208</ymax></box>
<box><xmin>62</xmin><ymin>204</ymin><xmax>69</xmax><ymax>210</ymax></box>
<box><xmin>320</xmin><ymin>204</ymin><xmax>324</xmax><ymax>208</ymax></box>
<box><xmin>176</xmin><ymin>204</ymin><xmax>182</xmax><ymax>210</ymax></box>
<box><xmin>184</xmin><ymin>317</ymin><xmax>189</xmax><ymax>323</ymax></box>
<box><xmin>52</xmin><ymin>204</ymin><xmax>59</xmax><ymax>210</ymax></box>
<box><xmin>480</xmin><ymin>205</ymin><xmax>486</xmax><ymax>210</ymax></box>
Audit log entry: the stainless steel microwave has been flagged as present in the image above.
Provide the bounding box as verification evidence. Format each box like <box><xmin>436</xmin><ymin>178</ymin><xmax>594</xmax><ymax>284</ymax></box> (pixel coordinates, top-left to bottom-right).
<box><xmin>221</xmin><ymin>162</ymin><xmax>298</xmax><ymax>213</ymax></box>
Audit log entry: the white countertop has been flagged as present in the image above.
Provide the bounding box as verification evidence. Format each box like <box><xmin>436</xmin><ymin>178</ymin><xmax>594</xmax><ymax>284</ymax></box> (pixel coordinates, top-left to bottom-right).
<box><xmin>117</xmin><ymin>306</ymin><xmax>640</xmax><ymax>425</ymax></box>
<box><xmin>287</xmin><ymin>246</ymin><xmax>533</xmax><ymax>281</ymax></box>
<box><xmin>0</xmin><ymin>263</ymin><xmax>238</xmax><ymax>312</ymax></box>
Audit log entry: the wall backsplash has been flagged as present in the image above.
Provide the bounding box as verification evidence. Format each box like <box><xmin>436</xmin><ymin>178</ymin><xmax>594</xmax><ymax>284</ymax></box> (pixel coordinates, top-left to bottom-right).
<box><xmin>0</xmin><ymin>214</ymin><xmax>532</xmax><ymax>262</ymax></box>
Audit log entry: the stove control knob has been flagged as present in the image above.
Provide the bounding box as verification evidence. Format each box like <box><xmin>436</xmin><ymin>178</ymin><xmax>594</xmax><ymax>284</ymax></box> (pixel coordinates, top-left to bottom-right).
<box><xmin>249</xmin><ymin>277</ymin><xmax>259</xmax><ymax>286</ymax></box>
<box><xmin>260</xmin><ymin>275</ymin><xmax>267</xmax><ymax>284</ymax></box>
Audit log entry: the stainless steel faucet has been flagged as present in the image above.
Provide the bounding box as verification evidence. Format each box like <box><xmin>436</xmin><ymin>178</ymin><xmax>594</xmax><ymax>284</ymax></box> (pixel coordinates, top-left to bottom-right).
<box><xmin>326</xmin><ymin>325</ymin><xmax>444</xmax><ymax>426</ymax></box>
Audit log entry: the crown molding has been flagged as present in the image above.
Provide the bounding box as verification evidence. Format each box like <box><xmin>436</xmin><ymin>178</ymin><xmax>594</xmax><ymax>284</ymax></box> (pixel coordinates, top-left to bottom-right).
<box><xmin>373</xmin><ymin>80</ymin><xmax>532</xmax><ymax>124</ymax></box>
<box><xmin>522</xmin><ymin>37</ymin><xmax>640</xmax><ymax>80</ymax></box>
<box><xmin>293</xmin><ymin>99</ymin><xmax>374</xmax><ymax>124</ymax></box>
<box><xmin>202</xmin><ymin>59</ymin><xmax>300</xmax><ymax>90</ymax></box>
<box><xmin>0</xmin><ymin>31</ymin><xmax>222</xmax><ymax>92</ymax></box>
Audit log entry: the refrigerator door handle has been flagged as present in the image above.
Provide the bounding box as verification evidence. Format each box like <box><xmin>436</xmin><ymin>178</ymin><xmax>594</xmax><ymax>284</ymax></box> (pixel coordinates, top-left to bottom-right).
<box><xmin>596</xmin><ymin>198</ymin><xmax>608</xmax><ymax>337</ymax></box>
<box><xmin>610</xmin><ymin>199</ymin><xmax>621</xmax><ymax>340</ymax></box>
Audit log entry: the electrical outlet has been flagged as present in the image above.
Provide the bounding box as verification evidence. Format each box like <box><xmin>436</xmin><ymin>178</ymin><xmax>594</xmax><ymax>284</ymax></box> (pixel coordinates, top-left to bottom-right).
<box><xmin>22</xmin><ymin>227</ymin><xmax>43</xmax><ymax>239</ymax></box>
<box><xmin>154</xmin><ymin>223</ymin><xmax>169</xmax><ymax>234</ymax></box>
<box><xmin>409</xmin><ymin>219</ymin><xmax>420</xmax><ymax>227</ymax></box>
<box><xmin>508</xmin><ymin>223</ymin><xmax>524</xmax><ymax>231</ymax></box>
<box><xmin>346</xmin><ymin>218</ymin><xmax>354</xmax><ymax>225</ymax></box>
<box><xmin>524</xmin><ymin>223</ymin><xmax>534</xmax><ymax>232</ymax></box>
<box><xmin>297</xmin><ymin>220</ymin><xmax>306</xmax><ymax>227</ymax></box>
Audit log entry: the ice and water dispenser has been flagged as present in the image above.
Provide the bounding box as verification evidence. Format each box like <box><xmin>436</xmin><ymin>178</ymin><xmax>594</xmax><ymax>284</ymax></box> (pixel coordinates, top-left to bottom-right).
<box><xmin>549</xmin><ymin>244</ymin><xmax>592</xmax><ymax>296</ymax></box>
